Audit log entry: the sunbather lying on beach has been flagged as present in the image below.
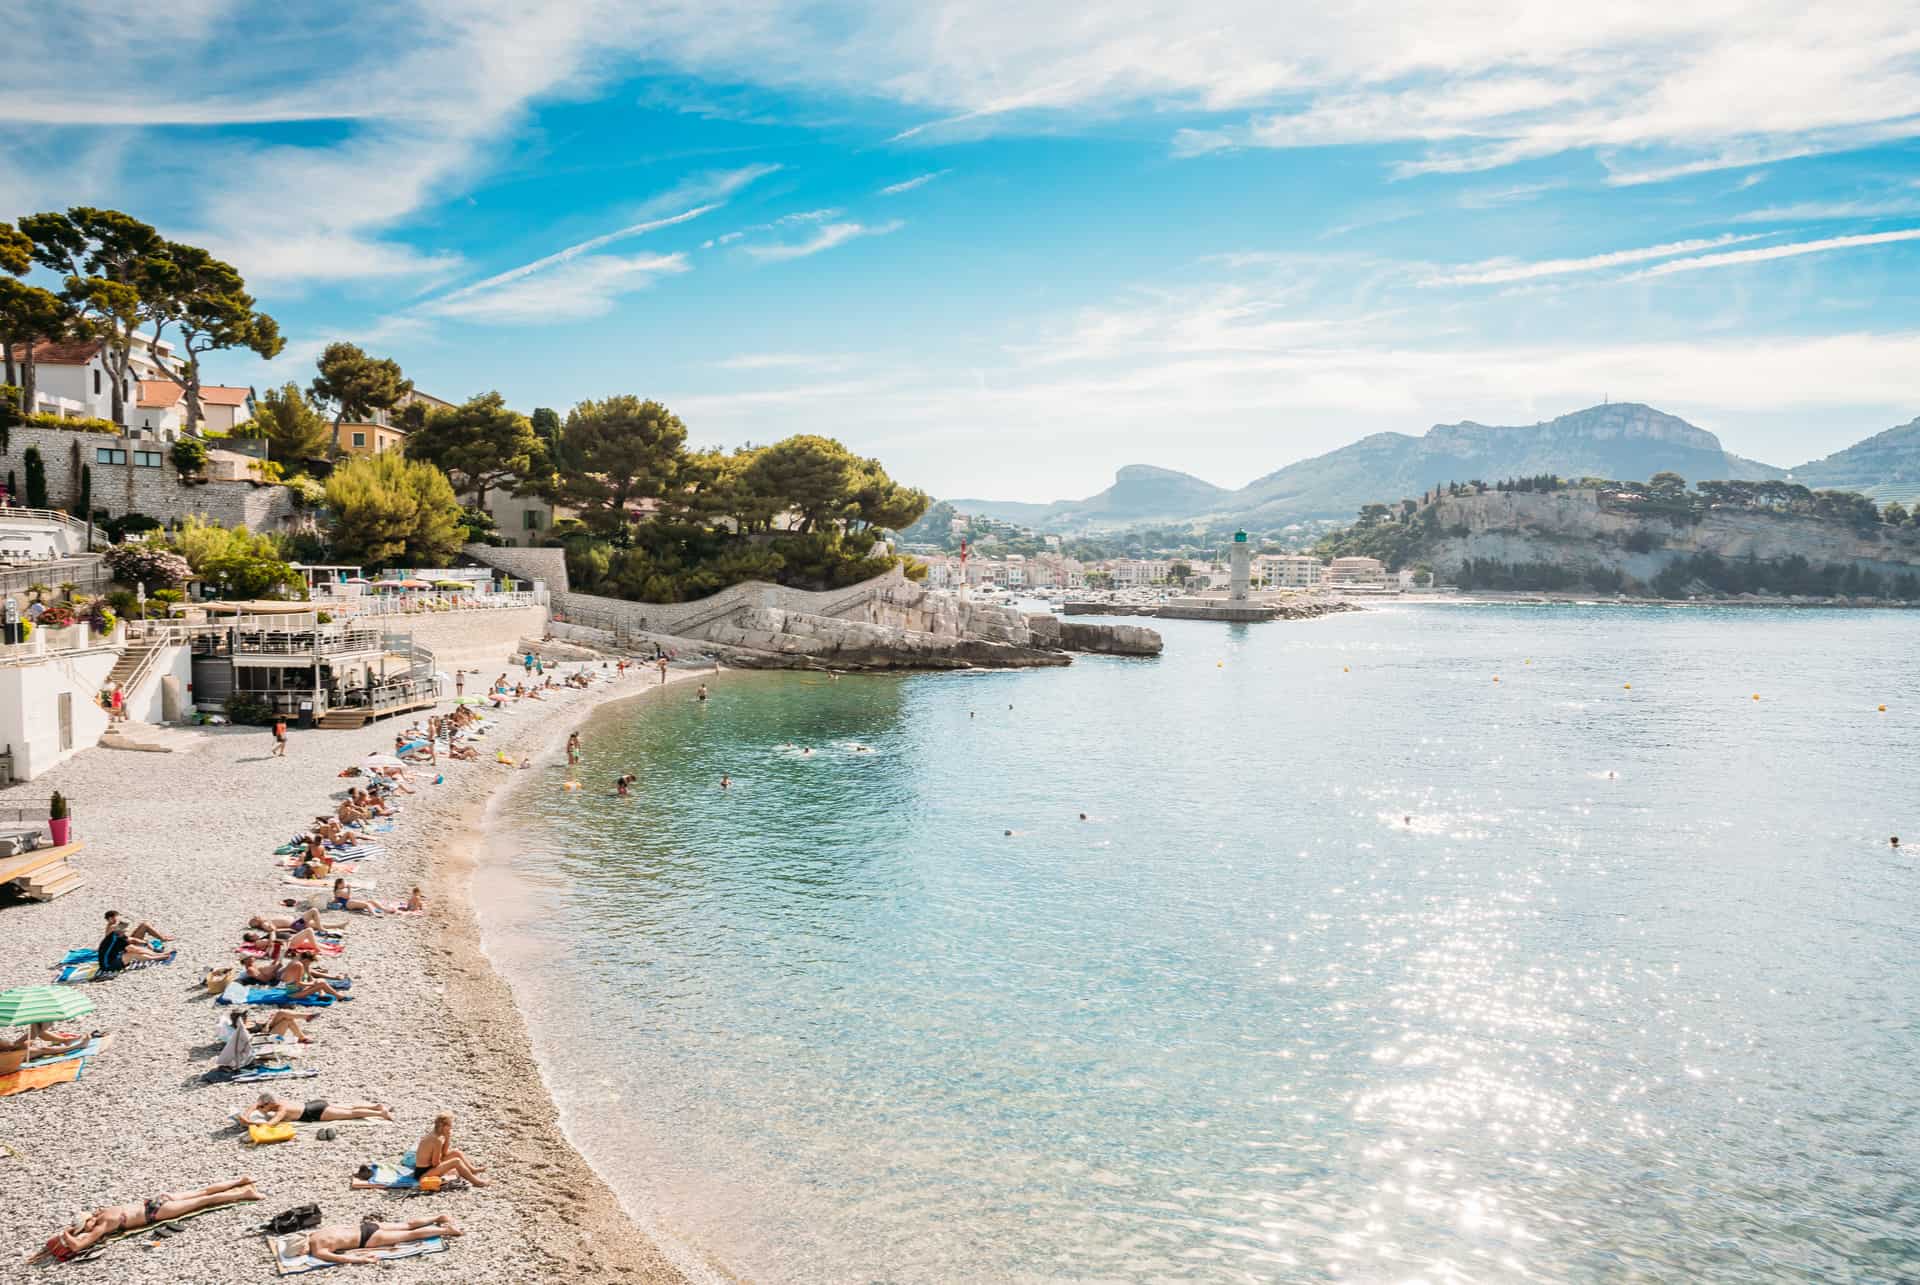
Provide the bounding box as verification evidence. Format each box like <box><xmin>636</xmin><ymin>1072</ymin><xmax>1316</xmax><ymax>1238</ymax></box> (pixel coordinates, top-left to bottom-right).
<box><xmin>41</xmin><ymin>1177</ymin><xmax>260</xmax><ymax>1260</ymax></box>
<box><xmin>289</xmin><ymin>1215</ymin><xmax>463</xmax><ymax>1266</ymax></box>
<box><xmin>329</xmin><ymin>878</ymin><xmax>392</xmax><ymax>915</ymax></box>
<box><xmin>223</xmin><ymin>1007</ymin><xmax>313</xmax><ymax>1044</ymax></box>
<box><xmin>243</xmin><ymin>957</ymin><xmax>348</xmax><ymax>1001</ymax></box>
<box><xmin>412</xmin><ymin>1112</ymin><xmax>491</xmax><ymax>1186</ymax></box>
<box><xmin>0</xmin><ymin>1021</ymin><xmax>99</xmax><ymax>1058</ymax></box>
<box><xmin>446</xmin><ymin>743</ymin><xmax>478</xmax><ymax>761</ymax></box>
<box><xmin>248</xmin><ymin>1094</ymin><xmax>393</xmax><ymax>1125</ymax></box>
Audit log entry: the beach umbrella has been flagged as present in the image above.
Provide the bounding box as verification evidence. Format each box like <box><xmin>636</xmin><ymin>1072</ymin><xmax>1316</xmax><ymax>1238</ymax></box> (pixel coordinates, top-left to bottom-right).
<box><xmin>0</xmin><ymin>984</ymin><xmax>95</xmax><ymax>1028</ymax></box>
<box><xmin>397</xmin><ymin>578</ymin><xmax>435</xmax><ymax>589</ymax></box>
<box><xmin>363</xmin><ymin>752</ymin><xmax>407</xmax><ymax>769</ymax></box>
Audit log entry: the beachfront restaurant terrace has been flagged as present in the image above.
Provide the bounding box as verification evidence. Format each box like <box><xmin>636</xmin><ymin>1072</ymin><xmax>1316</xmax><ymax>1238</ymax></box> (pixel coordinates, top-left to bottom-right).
<box><xmin>191</xmin><ymin>603</ymin><xmax>438</xmax><ymax>724</ymax></box>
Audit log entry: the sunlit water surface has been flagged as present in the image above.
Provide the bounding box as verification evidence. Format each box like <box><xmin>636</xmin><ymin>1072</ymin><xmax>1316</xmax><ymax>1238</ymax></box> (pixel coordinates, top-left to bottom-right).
<box><xmin>480</xmin><ymin>605</ymin><xmax>1920</xmax><ymax>1283</ymax></box>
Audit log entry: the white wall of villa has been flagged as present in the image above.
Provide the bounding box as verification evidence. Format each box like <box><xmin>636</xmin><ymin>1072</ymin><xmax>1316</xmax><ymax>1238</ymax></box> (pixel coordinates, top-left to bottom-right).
<box><xmin>0</xmin><ymin>646</ymin><xmax>116</xmax><ymax>781</ymax></box>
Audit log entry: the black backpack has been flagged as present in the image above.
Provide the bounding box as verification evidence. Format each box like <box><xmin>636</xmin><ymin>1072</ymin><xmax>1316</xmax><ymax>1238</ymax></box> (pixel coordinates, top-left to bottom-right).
<box><xmin>262</xmin><ymin>1204</ymin><xmax>322</xmax><ymax>1236</ymax></box>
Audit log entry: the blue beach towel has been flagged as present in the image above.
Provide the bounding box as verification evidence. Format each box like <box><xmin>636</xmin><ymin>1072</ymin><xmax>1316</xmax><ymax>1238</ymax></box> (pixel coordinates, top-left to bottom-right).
<box><xmin>218</xmin><ymin>984</ymin><xmax>345</xmax><ymax>1008</ymax></box>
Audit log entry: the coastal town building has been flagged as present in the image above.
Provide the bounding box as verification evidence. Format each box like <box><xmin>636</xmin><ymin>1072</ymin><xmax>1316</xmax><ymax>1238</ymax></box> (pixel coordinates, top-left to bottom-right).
<box><xmin>1325</xmin><ymin>556</ymin><xmax>1389</xmax><ymax>588</ymax></box>
<box><xmin>335</xmin><ymin>389</ymin><xmax>457</xmax><ymax>458</ymax></box>
<box><xmin>1258</xmin><ymin>554</ymin><xmax>1324</xmax><ymax>588</ymax></box>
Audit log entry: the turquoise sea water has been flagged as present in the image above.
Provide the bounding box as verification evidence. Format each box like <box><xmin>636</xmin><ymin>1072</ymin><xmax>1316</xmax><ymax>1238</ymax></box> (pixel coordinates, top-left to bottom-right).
<box><xmin>482</xmin><ymin>605</ymin><xmax>1920</xmax><ymax>1283</ymax></box>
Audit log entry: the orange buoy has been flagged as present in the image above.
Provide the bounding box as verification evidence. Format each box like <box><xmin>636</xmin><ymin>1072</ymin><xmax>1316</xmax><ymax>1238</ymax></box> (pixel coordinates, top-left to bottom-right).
<box><xmin>1879</xmin><ymin>704</ymin><xmax>1888</xmax><ymax>712</ymax></box>
<box><xmin>1623</xmin><ymin>683</ymin><xmax>1631</xmax><ymax>690</ymax></box>
<box><xmin>1752</xmin><ymin>694</ymin><xmax>1760</xmax><ymax>701</ymax></box>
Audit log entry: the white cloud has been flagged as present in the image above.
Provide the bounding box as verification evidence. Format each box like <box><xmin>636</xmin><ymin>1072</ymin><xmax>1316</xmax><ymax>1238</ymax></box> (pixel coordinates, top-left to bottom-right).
<box><xmin>744</xmin><ymin>220</ymin><xmax>903</xmax><ymax>261</ymax></box>
<box><xmin>714</xmin><ymin>352</ymin><xmax>863</xmax><ymax>371</ymax></box>
<box><xmin>1631</xmin><ymin>228</ymin><xmax>1920</xmax><ymax>278</ymax></box>
<box><xmin>879</xmin><ymin>170</ymin><xmax>950</xmax><ymax>195</ymax></box>
<box><xmin>428</xmin><ymin>203</ymin><xmax>714</xmax><ymax>307</ymax></box>
<box><xmin>1730</xmin><ymin>198</ymin><xmax>1920</xmax><ymax>224</ymax></box>
<box><xmin>426</xmin><ymin>252</ymin><xmax>690</xmax><ymax>323</ymax></box>
<box><xmin>1425</xmin><ymin>234</ymin><xmax>1763</xmax><ymax>286</ymax></box>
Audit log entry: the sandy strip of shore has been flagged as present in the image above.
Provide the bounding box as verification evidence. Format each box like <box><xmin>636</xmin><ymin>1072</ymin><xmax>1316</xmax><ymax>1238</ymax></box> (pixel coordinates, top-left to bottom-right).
<box><xmin>0</xmin><ymin>661</ymin><xmax>710</xmax><ymax>1283</ymax></box>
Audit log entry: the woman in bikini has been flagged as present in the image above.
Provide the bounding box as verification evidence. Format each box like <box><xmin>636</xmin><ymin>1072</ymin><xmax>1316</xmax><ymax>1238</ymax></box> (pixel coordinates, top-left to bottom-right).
<box><xmin>293</xmin><ymin>1215</ymin><xmax>463</xmax><ymax>1266</ymax></box>
<box><xmin>249</xmin><ymin>1094</ymin><xmax>392</xmax><ymax>1125</ymax></box>
<box><xmin>42</xmin><ymin>1178</ymin><xmax>260</xmax><ymax>1260</ymax></box>
<box><xmin>328</xmin><ymin>878</ymin><xmax>392</xmax><ymax>915</ymax></box>
<box><xmin>412</xmin><ymin>1112</ymin><xmax>491</xmax><ymax>1187</ymax></box>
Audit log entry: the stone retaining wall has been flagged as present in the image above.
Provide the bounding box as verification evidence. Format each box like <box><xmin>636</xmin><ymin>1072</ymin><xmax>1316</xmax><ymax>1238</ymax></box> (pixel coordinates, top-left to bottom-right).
<box><xmin>3</xmin><ymin>425</ymin><xmax>303</xmax><ymax>531</ymax></box>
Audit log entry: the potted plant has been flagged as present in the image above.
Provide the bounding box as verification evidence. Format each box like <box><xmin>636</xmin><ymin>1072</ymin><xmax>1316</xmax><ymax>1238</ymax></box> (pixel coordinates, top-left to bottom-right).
<box><xmin>48</xmin><ymin>790</ymin><xmax>70</xmax><ymax>846</ymax></box>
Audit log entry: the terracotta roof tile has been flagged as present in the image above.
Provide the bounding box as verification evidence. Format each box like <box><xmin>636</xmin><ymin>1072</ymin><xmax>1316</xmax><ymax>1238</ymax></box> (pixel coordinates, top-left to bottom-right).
<box><xmin>198</xmin><ymin>385</ymin><xmax>251</xmax><ymax>407</ymax></box>
<box><xmin>137</xmin><ymin>380</ymin><xmax>184</xmax><ymax>409</ymax></box>
<box><xmin>3</xmin><ymin>338</ymin><xmax>104</xmax><ymax>366</ymax></box>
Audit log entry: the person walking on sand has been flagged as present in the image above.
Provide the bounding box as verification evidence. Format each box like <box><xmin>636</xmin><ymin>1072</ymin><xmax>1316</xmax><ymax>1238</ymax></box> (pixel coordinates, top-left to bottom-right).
<box><xmin>109</xmin><ymin>683</ymin><xmax>125</xmax><ymax>723</ymax></box>
<box><xmin>657</xmin><ymin>656</ymin><xmax>668</xmax><ymax>685</ymax></box>
<box><xmin>272</xmin><ymin>716</ymin><xmax>288</xmax><ymax>757</ymax></box>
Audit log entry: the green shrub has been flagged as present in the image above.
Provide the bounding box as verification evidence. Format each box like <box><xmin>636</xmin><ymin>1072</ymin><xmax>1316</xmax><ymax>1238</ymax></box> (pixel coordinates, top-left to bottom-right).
<box><xmin>222</xmin><ymin>692</ymin><xmax>275</xmax><ymax>725</ymax></box>
<box><xmin>24</xmin><ymin>412</ymin><xmax>116</xmax><ymax>433</ymax></box>
<box><xmin>171</xmin><ymin>437</ymin><xmax>209</xmax><ymax>475</ymax></box>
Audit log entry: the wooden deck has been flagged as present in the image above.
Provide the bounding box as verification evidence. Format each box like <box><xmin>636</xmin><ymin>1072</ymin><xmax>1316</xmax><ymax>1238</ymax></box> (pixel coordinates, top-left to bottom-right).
<box><xmin>0</xmin><ymin>841</ymin><xmax>85</xmax><ymax>901</ymax></box>
<box><xmin>316</xmin><ymin>695</ymin><xmax>437</xmax><ymax>731</ymax></box>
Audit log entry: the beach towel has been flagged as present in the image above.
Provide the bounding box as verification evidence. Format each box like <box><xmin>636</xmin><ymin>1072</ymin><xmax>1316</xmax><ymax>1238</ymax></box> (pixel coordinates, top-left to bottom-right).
<box><xmin>349</xmin><ymin>1162</ymin><xmax>453</xmax><ymax>1191</ymax></box>
<box><xmin>15</xmin><ymin>1035</ymin><xmax>109</xmax><ymax>1070</ymax></box>
<box><xmin>54</xmin><ymin>939</ymin><xmax>163</xmax><ymax>966</ymax></box>
<box><xmin>54</xmin><ymin>954</ymin><xmax>174</xmax><ymax>984</ymax></box>
<box><xmin>267</xmin><ymin>1232</ymin><xmax>448</xmax><ymax>1275</ymax></box>
<box><xmin>0</xmin><ymin>1057</ymin><xmax>85</xmax><ymax>1097</ymax></box>
<box><xmin>201</xmin><ymin>1064</ymin><xmax>319</xmax><ymax>1085</ymax></box>
<box><xmin>28</xmin><ymin>1201</ymin><xmax>254</xmax><ymax>1265</ymax></box>
<box><xmin>218</xmin><ymin>982</ymin><xmax>344</xmax><ymax>1008</ymax></box>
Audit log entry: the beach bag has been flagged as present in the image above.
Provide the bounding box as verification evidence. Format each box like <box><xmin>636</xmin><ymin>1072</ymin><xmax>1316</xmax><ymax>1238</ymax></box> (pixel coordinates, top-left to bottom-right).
<box><xmin>263</xmin><ymin>1204</ymin><xmax>322</xmax><ymax>1235</ymax></box>
<box><xmin>418</xmin><ymin>1175</ymin><xmax>443</xmax><ymax>1192</ymax></box>
<box><xmin>205</xmin><ymin>966</ymin><xmax>235</xmax><ymax>996</ymax></box>
<box><xmin>249</xmin><ymin>1123</ymin><xmax>296</xmax><ymax>1145</ymax></box>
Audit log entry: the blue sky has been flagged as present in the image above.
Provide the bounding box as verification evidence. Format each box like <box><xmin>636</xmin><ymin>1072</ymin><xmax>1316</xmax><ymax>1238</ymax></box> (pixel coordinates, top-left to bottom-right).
<box><xmin>7</xmin><ymin>1</ymin><xmax>1920</xmax><ymax>500</ymax></box>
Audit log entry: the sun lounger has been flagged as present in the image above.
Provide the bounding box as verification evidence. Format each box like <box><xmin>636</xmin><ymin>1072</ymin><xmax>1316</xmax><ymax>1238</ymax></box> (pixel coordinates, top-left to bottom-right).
<box><xmin>268</xmin><ymin>1232</ymin><xmax>449</xmax><ymax>1275</ymax></box>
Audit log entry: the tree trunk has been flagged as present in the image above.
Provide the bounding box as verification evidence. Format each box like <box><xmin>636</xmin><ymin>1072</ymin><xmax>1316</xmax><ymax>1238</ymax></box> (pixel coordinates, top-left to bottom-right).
<box><xmin>3</xmin><ymin>335</ymin><xmax>14</xmax><ymax>392</ymax></box>
<box><xmin>331</xmin><ymin>410</ymin><xmax>344</xmax><ymax>459</ymax></box>
<box><xmin>22</xmin><ymin>348</ymin><xmax>34</xmax><ymax>417</ymax></box>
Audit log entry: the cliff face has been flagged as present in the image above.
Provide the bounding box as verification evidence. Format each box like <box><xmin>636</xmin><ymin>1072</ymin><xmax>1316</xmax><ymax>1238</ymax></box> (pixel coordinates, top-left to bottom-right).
<box><xmin>1425</xmin><ymin>490</ymin><xmax>1920</xmax><ymax>582</ymax></box>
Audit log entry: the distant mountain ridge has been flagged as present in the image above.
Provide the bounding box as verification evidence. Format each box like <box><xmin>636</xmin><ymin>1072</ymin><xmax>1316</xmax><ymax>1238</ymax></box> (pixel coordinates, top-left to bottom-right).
<box><xmin>943</xmin><ymin>402</ymin><xmax>1919</xmax><ymax>533</ymax></box>
<box><xmin>1788</xmin><ymin>415</ymin><xmax>1920</xmax><ymax>504</ymax></box>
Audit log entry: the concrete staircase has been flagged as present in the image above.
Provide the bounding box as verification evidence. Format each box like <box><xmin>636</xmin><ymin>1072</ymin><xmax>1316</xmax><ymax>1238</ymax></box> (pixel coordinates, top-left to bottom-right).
<box><xmin>104</xmin><ymin>639</ymin><xmax>158</xmax><ymax>691</ymax></box>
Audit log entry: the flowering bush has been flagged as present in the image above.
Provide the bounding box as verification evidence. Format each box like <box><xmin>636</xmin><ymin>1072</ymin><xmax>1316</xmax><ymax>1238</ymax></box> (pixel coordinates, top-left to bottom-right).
<box><xmin>104</xmin><ymin>543</ymin><xmax>193</xmax><ymax>588</ymax></box>
<box><xmin>85</xmin><ymin>601</ymin><xmax>117</xmax><ymax>634</ymax></box>
<box><xmin>36</xmin><ymin>604</ymin><xmax>76</xmax><ymax>628</ymax></box>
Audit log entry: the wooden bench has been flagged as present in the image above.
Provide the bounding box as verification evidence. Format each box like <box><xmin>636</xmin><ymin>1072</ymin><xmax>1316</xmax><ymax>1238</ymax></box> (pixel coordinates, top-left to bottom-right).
<box><xmin>0</xmin><ymin>842</ymin><xmax>85</xmax><ymax>901</ymax></box>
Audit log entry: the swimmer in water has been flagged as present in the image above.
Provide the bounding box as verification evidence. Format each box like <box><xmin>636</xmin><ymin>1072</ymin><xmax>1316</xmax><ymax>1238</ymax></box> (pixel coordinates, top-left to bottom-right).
<box><xmin>1404</xmin><ymin>815</ymin><xmax>1411</xmax><ymax>826</ymax></box>
<box><xmin>696</xmin><ymin>683</ymin><xmax>708</xmax><ymax>702</ymax></box>
<box><xmin>801</xmin><ymin>748</ymin><xmax>813</xmax><ymax>757</ymax></box>
<box><xmin>720</xmin><ymin>774</ymin><xmax>731</xmax><ymax>789</ymax></box>
<box><xmin>614</xmin><ymin>775</ymin><xmax>631</xmax><ymax>797</ymax></box>
<box><xmin>1894</xmin><ymin>836</ymin><xmax>1902</xmax><ymax>848</ymax></box>
<box><xmin>1079</xmin><ymin>813</ymin><xmax>1088</xmax><ymax>821</ymax></box>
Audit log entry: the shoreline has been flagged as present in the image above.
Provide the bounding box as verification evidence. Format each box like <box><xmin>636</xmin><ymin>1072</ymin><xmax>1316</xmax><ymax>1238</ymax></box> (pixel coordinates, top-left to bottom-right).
<box><xmin>0</xmin><ymin>659</ymin><xmax>710</xmax><ymax>1283</ymax></box>
<box><xmin>456</xmin><ymin>665</ymin><xmax>736</xmax><ymax>1284</ymax></box>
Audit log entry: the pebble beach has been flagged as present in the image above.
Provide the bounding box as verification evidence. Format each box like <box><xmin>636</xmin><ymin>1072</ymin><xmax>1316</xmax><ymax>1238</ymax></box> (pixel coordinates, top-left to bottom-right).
<box><xmin>0</xmin><ymin>661</ymin><xmax>717</xmax><ymax>1283</ymax></box>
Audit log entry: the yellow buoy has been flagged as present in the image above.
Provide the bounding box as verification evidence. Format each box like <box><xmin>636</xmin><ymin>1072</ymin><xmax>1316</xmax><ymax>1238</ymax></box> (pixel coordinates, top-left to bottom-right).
<box><xmin>1343</xmin><ymin>666</ymin><xmax>1350</xmax><ymax>673</ymax></box>
<box><xmin>1752</xmin><ymin>694</ymin><xmax>1760</xmax><ymax>701</ymax></box>
<box><xmin>1879</xmin><ymin>704</ymin><xmax>1888</xmax><ymax>712</ymax></box>
<box><xmin>1623</xmin><ymin>683</ymin><xmax>1631</xmax><ymax>690</ymax></box>
<box><xmin>1217</xmin><ymin>661</ymin><xmax>1224</xmax><ymax>668</ymax></box>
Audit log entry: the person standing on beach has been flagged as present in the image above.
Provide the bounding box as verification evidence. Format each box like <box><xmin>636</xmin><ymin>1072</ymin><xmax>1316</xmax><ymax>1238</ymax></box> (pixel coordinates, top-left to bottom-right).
<box><xmin>455</xmin><ymin>671</ymin><xmax>464</xmax><ymax>700</ymax></box>
<box><xmin>272</xmin><ymin>716</ymin><xmax>288</xmax><ymax>757</ymax></box>
<box><xmin>566</xmin><ymin>732</ymin><xmax>580</xmax><ymax>767</ymax></box>
<box><xmin>657</xmin><ymin>656</ymin><xmax>668</xmax><ymax>685</ymax></box>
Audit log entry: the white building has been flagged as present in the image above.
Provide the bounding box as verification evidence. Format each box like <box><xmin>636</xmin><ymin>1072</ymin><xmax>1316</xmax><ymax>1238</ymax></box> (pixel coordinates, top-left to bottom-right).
<box><xmin>1258</xmin><ymin>554</ymin><xmax>1324</xmax><ymax>588</ymax></box>
<box><xmin>1325</xmin><ymin>556</ymin><xmax>1388</xmax><ymax>588</ymax></box>
<box><xmin>8</xmin><ymin>337</ymin><xmax>250</xmax><ymax>439</ymax></box>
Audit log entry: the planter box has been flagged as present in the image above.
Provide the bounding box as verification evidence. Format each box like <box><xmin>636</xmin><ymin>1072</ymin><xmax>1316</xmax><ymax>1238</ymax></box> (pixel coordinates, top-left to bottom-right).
<box><xmin>39</xmin><ymin>623</ymin><xmax>88</xmax><ymax>650</ymax></box>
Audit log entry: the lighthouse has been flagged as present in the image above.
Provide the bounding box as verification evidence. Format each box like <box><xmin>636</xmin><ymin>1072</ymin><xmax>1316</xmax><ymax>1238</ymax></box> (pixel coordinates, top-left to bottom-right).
<box><xmin>1229</xmin><ymin>529</ymin><xmax>1251</xmax><ymax>602</ymax></box>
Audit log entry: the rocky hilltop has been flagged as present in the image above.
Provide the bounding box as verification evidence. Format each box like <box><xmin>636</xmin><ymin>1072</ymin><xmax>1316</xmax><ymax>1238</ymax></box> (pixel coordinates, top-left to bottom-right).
<box><xmin>1421</xmin><ymin>489</ymin><xmax>1920</xmax><ymax>595</ymax></box>
<box><xmin>1790</xmin><ymin>415</ymin><xmax>1920</xmax><ymax>502</ymax></box>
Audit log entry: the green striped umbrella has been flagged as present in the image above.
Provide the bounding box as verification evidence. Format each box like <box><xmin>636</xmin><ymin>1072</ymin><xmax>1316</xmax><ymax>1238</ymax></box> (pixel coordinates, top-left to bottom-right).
<box><xmin>0</xmin><ymin>985</ymin><xmax>95</xmax><ymax>1027</ymax></box>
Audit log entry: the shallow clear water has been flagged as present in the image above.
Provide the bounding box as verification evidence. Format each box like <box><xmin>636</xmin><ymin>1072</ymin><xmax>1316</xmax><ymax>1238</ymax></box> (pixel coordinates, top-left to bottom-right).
<box><xmin>482</xmin><ymin>606</ymin><xmax>1920</xmax><ymax>1283</ymax></box>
